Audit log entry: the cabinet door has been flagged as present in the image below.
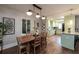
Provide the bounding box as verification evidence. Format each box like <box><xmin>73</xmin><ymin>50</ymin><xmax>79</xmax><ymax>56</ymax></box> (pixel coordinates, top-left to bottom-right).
<box><xmin>61</xmin><ymin>34</ymin><xmax>75</xmax><ymax>50</ymax></box>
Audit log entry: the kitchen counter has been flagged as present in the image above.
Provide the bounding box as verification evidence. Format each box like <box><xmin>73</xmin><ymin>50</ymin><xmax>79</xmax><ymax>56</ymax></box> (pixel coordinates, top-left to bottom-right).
<box><xmin>62</xmin><ymin>32</ymin><xmax>79</xmax><ymax>35</ymax></box>
<box><xmin>61</xmin><ymin>32</ymin><xmax>79</xmax><ymax>50</ymax></box>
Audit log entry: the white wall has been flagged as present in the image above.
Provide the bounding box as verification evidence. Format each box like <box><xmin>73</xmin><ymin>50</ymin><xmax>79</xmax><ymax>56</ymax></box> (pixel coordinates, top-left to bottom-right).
<box><xmin>0</xmin><ymin>5</ymin><xmax>42</xmax><ymax>49</ymax></box>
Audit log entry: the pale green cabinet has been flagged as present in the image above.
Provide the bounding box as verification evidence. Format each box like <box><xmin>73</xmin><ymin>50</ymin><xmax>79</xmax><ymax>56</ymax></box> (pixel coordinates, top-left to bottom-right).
<box><xmin>61</xmin><ymin>34</ymin><xmax>75</xmax><ymax>50</ymax></box>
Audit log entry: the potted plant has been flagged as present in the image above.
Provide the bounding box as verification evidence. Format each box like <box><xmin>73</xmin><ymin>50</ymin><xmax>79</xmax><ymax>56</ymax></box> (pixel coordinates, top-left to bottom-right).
<box><xmin>0</xmin><ymin>22</ymin><xmax>7</xmax><ymax>53</ymax></box>
<box><xmin>0</xmin><ymin>22</ymin><xmax>6</xmax><ymax>38</ymax></box>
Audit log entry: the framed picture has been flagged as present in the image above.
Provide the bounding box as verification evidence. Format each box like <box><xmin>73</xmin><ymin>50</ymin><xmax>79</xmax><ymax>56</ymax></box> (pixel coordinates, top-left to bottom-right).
<box><xmin>3</xmin><ymin>17</ymin><xmax>15</xmax><ymax>35</ymax></box>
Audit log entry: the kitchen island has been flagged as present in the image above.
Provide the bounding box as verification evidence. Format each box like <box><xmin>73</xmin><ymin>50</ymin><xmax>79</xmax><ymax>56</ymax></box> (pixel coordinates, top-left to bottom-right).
<box><xmin>61</xmin><ymin>32</ymin><xmax>79</xmax><ymax>50</ymax></box>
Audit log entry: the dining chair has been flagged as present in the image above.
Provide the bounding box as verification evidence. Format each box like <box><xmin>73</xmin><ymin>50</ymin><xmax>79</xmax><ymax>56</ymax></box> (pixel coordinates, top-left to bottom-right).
<box><xmin>41</xmin><ymin>32</ymin><xmax>47</xmax><ymax>53</ymax></box>
<box><xmin>16</xmin><ymin>36</ymin><xmax>28</xmax><ymax>54</ymax></box>
<box><xmin>30</xmin><ymin>35</ymin><xmax>41</xmax><ymax>54</ymax></box>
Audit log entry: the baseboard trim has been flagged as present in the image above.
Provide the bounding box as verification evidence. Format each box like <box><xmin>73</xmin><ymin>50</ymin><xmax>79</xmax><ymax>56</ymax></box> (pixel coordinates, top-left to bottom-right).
<box><xmin>3</xmin><ymin>42</ymin><xmax>17</xmax><ymax>50</ymax></box>
<box><xmin>2</xmin><ymin>45</ymin><xmax>18</xmax><ymax>54</ymax></box>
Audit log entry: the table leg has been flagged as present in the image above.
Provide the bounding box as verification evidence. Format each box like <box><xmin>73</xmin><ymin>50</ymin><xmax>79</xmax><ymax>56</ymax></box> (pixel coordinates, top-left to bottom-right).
<box><xmin>26</xmin><ymin>43</ymin><xmax>30</xmax><ymax>54</ymax></box>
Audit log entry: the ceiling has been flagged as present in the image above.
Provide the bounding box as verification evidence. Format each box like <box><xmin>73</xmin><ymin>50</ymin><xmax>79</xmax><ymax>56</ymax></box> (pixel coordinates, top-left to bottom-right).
<box><xmin>38</xmin><ymin>4</ymin><xmax>79</xmax><ymax>17</ymax></box>
<box><xmin>1</xmin><ymin>4</ymin><xmax>79</xmax><ymax>18</ymax></box>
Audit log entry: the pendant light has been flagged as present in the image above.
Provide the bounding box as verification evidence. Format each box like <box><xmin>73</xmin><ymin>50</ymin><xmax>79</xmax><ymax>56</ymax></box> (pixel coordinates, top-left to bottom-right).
<box><xmin>36</xmin><ymin>13</ymin><xmax>40</xmax><ymax>18</ymax></box>
<box><xmin>42</xmin><ymin>16</ymin><xmax>46</xmax><ymax>20</ymax></box>
<box><xmin>26</xmin><ymin>10</ymin><xmax>32</xmax><ymax>16</ymax></box>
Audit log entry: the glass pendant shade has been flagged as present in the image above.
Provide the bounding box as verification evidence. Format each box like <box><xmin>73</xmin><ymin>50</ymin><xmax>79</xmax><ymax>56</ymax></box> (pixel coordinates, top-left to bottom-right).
<box><xmin>36</xmin><ymin>13</ymin><xmax>40</xmax><ymax>18</ymax></box>
<box><xmin>26</xmin><ymin>10</ymin><xmax>32</xmax><ymax>16</ymax></box>
<box><xmin>42</xmin><ymin>16</ymin><xmax>46</xmax><ymax>20</ymax></box>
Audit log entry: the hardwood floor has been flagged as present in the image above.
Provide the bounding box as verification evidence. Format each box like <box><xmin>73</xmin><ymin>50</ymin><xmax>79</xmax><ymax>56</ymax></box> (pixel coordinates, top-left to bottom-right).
<box><xmin>0</xmin><ymin>35</ymin><xmax>76</xmax><ymax>54</ymax></box>
<box><xmin>46</xmin><ymin>35</ymin><xmax>62</xmax><ymax>54</ymax></box>
<box><xmin>45</xmin><ymin>35</ymin><xmax>73</xmax><ymax>54</ymax></box>
<box><xmin>2</xmin><ymin>46</ymin><xmax>18</xmax><ymax>54</ymax></box>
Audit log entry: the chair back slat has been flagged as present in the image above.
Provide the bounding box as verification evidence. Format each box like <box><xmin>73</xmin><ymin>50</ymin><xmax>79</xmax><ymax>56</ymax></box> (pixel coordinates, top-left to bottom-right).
<box><xmin>34</xmin><ymin>36</ymin><xmax>41</xmax><ymax>45</ymax></box>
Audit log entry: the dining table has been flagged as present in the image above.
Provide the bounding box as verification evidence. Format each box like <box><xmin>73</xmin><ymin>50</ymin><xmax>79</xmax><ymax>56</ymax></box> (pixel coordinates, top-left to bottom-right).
<box><xmin>19</xmin><ymin>35</ymin><xmax>35</xmax><ymax>53</ymax></box>
<box><xmin>20</xmin><ymin>35</ymin><xmax>35</xmax><ymax>44</ymax></box>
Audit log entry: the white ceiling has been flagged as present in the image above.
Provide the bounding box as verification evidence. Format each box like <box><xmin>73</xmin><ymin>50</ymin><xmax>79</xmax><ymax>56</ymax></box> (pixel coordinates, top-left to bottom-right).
<box><xmin>0</xmin><ymin>4</ymin><xmax>33</xmax><ymax>12</ymax></box>
<box><xmin>1</xmin><ymin>4</ymin><xmax>79</xmax><ymax>18</ymax></box>
<box><xmin>39</xmin><ymin>4</ymin><xmax>79</xmax><ymax>17</ymax></box>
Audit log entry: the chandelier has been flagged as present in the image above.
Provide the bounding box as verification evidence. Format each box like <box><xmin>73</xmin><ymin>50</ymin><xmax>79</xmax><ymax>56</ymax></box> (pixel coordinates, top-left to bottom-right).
<box><xmin>26</xmin><ymin>4</ymin><xmax>46</xmax><ymax>20</ymax></box>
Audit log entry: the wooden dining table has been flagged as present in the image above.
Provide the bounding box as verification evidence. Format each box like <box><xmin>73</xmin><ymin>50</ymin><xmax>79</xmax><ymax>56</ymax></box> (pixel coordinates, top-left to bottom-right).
<box><xmin>19</xmin><ymin>35</ymin><xmax>35</xmax><ymax>53</ymax></box>
<box><xmin>20</xmin><ymin>35</ymin><xmax>35</xmax><ymax>44</ymax></box>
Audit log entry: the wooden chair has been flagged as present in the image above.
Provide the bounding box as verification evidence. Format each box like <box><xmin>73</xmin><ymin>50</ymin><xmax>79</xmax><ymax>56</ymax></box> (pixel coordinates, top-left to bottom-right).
<box><xmin>16</xmin><ymin>36</ymin><xmax>28</xmax><ymax>54</ymax></box>
<box><xmin>41</xmin><ymin>32</ymin><xmax>47</xmax><ymax>52</ymax></box>
<box><xmin>30</xmin><ymin>35</ymin><xmax>41</xmax><ymax>54</ymax></box>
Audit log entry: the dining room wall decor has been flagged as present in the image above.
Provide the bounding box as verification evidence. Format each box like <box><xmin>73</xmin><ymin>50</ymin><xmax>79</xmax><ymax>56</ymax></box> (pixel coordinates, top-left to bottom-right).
<box><xmin>3</xmin><ymin>17</ymin><xmax>15</xmax><ymax>35</ymax></box>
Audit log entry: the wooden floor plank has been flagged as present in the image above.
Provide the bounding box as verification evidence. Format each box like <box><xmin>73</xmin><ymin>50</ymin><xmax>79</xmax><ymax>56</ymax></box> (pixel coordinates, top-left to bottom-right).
<box><xmin>0</xmin><ymin>35</ymin><xmax>76</xmax><ymax>54</ymax></box>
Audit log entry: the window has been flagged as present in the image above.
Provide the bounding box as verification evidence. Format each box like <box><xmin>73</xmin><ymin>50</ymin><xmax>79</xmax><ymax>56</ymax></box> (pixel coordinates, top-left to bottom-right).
<box><xmin>27</xmin><ymin>20</ymin><xmax>30</xmax><ymax>33</ymax></box>
<box><xmin>22</xmin><ymin>19</ymin><xmax>26</xmax><ymax>33</ymax></box>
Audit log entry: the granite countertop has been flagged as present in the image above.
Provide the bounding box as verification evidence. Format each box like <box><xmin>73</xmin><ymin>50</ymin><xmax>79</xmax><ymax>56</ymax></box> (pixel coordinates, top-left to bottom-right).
<box><xmin>62</xmin><ymin>32</ymin><xmax>79</xmax><ymax>35</ymax></box>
